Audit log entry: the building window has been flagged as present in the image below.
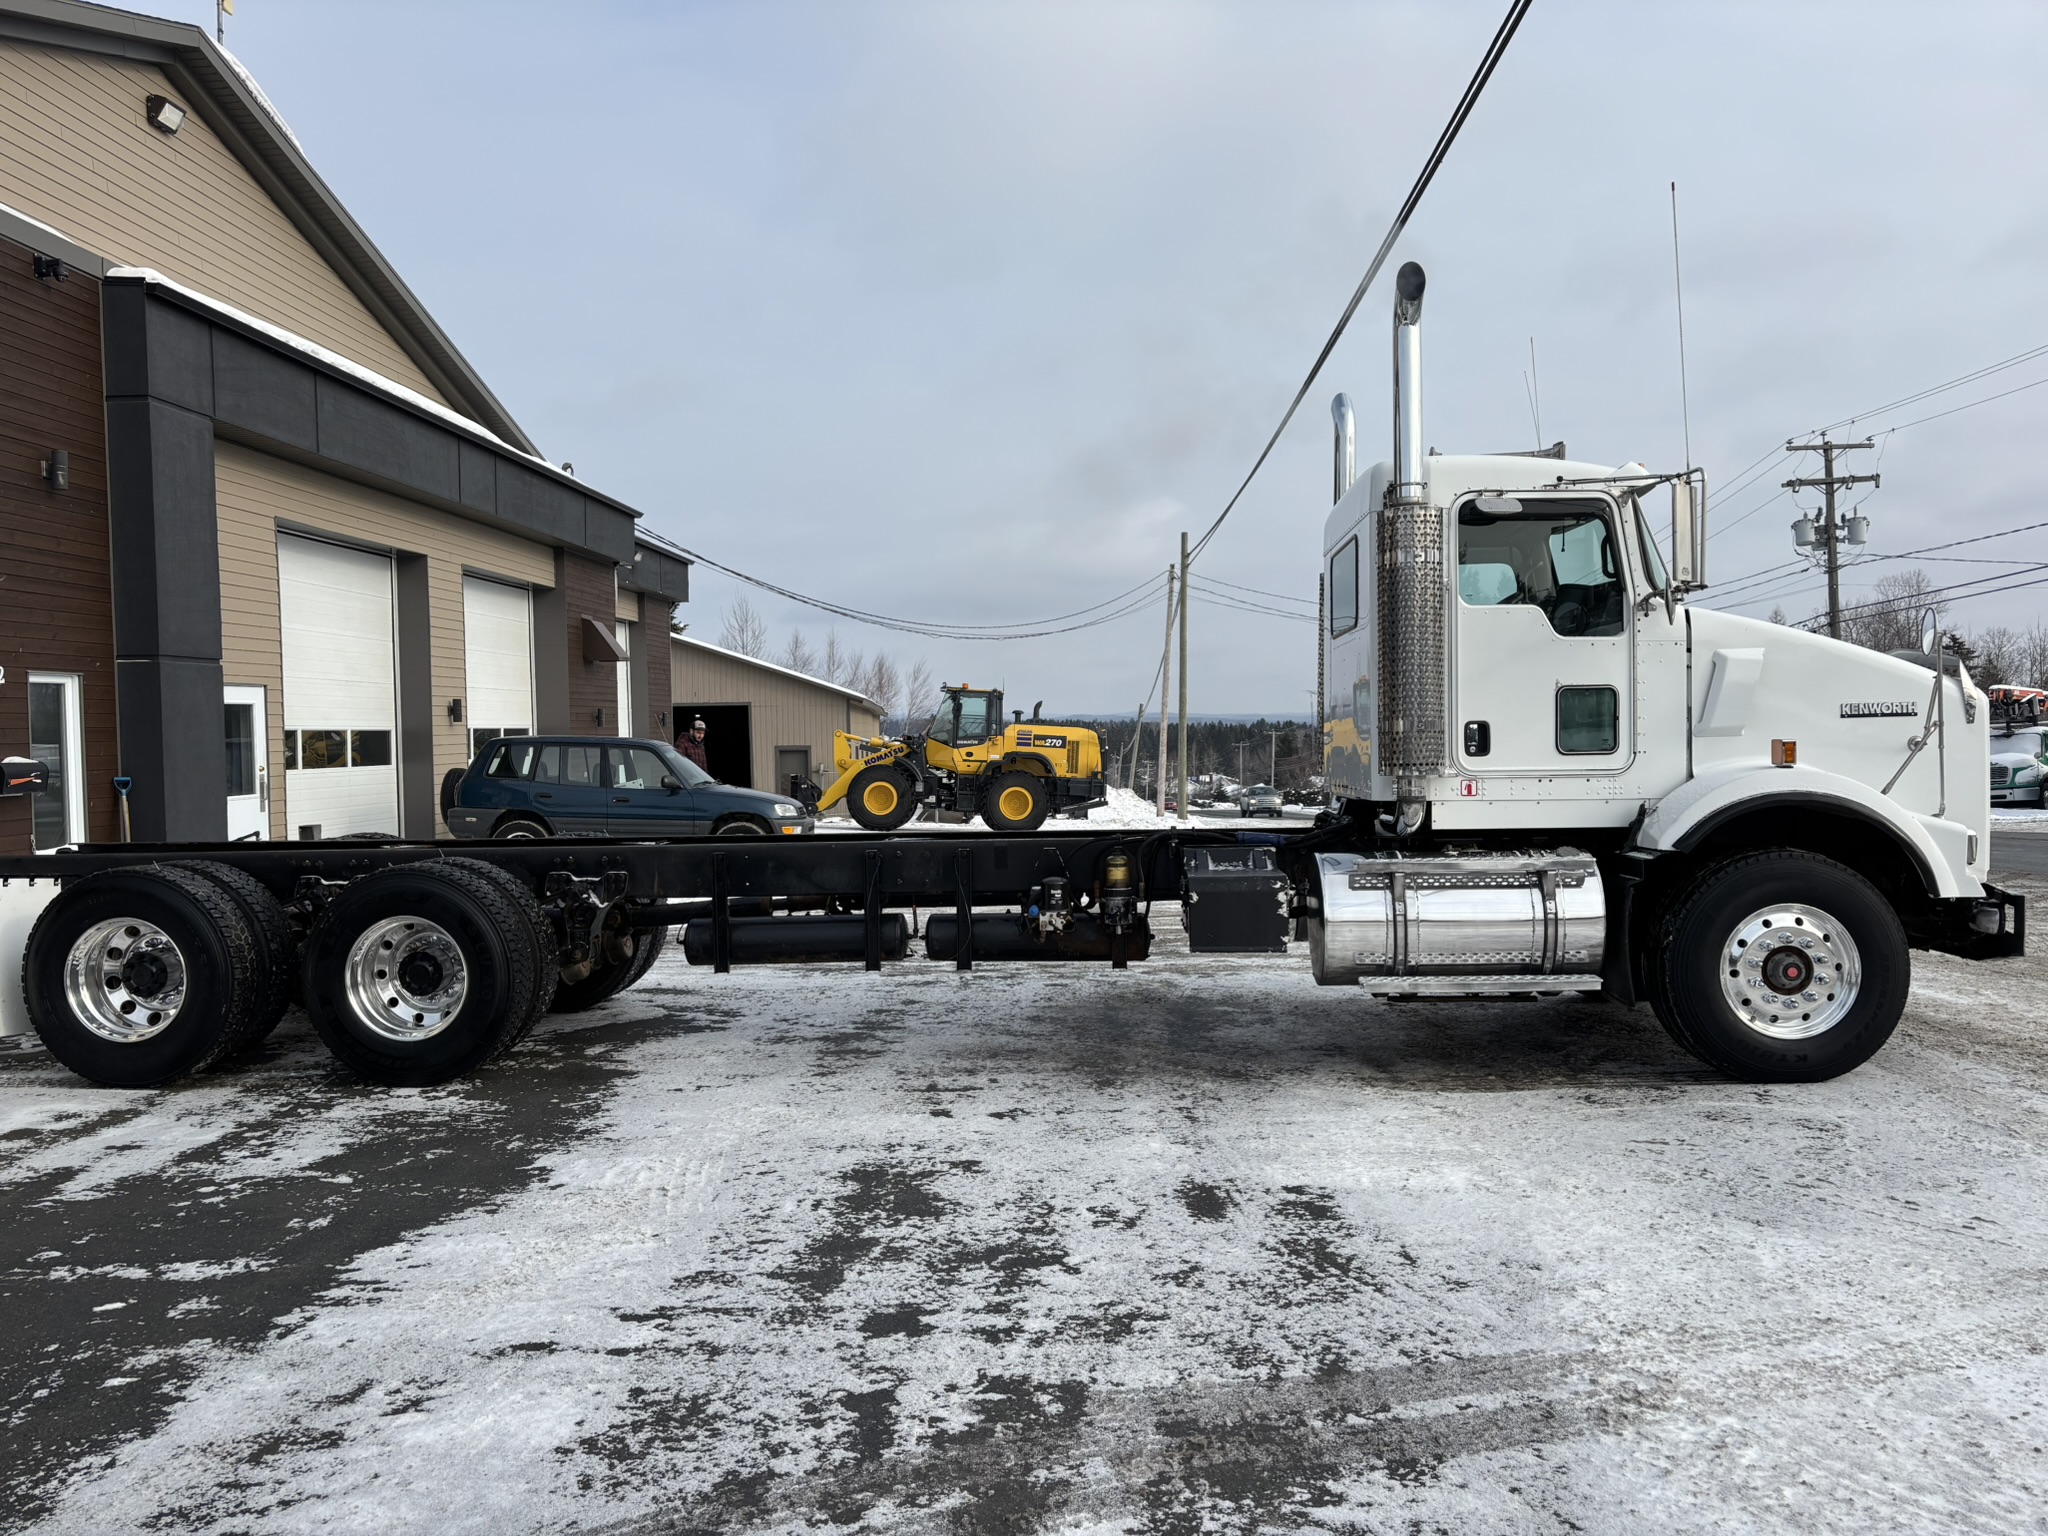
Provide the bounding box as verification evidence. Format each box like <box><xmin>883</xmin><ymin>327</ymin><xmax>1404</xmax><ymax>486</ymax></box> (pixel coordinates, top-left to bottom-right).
<box><xmin>27</xmin><ymin>673</ymin><xmax>84</xmax><ymax>852</ymax></box>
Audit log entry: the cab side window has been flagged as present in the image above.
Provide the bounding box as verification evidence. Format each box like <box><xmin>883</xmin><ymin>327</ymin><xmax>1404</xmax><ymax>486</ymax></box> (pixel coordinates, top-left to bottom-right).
<box><xmin>954</xmin><ymin>694</ymin><xmax>993</xmax><ymax>744</ymax></box>
<box><xmin>1457</xmin><ymin>500</ymin><xmax>1626</xmax><ymax>638</ymax></box>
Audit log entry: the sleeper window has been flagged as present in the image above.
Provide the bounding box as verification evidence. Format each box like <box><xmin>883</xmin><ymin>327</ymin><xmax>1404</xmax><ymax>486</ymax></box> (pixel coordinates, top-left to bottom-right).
<box><xmin>1329</xmin><ymin>537</ymin><xmax>1359</xmax><ymax>635</ymax></box>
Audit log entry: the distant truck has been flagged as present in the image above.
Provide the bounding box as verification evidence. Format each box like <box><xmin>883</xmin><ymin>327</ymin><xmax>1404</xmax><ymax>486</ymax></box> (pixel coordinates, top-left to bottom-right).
<box><xmin>1989</xmin><ymin>687</ymin><xmax>2046</xmax><ymax>807</ymax></box>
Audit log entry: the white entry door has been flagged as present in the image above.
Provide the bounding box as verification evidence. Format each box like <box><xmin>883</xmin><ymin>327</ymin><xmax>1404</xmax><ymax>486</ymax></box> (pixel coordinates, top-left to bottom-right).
<box><xmin>224</xmin><ymin>684</ymin><xmax>268</xmax><ymax>839</ymax></box>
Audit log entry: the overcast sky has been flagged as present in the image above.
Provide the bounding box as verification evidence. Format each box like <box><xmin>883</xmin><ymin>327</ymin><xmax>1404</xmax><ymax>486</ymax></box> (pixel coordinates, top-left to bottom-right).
<box><xmin>160</xmin><ymin>0</ymin><xmax>2048</xmax><ymax>713</ymax></box>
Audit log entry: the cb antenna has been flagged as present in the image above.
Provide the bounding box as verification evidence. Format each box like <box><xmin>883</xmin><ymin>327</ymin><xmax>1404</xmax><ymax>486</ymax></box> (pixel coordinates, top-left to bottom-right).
<box><xmin>1523</xmin><ymin>336</ymin><xmax>1542</xmax><ymax>449</ymax></box>
<box><xmin>1670</xmin><ymin>180</ymin><xmax>1693</xmax><ymax>470</ymax></box>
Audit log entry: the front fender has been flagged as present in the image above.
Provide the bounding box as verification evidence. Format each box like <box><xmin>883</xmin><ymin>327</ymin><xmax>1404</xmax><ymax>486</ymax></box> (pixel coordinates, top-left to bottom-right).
<box><xmin>1637</xmin><ymin>763</ymin><xmax>1977</xmax><ymax>898</ymax></box>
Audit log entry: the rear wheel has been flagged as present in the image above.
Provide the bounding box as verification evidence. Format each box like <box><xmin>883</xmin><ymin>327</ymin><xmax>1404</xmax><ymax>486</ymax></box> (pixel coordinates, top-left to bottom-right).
<box><xmin>493</xmin><ymin>816</ymin><xmax>550</xmax><ymax>840</ymax></box>
<box><xmin>441</xmin><ymin>858</ymin><xmax>558</xmax><ymax>1042</ymax></box>
<box><xmin>1649</xmin><ymin>851</ymin><xmax>1908</xmax><ymax>1082</ymax></box>
<box><xmin>848</xmin><ymin>766</ymin><xmax>917</xmax><ymax>831</ymax></box>
<box><xmin>439</xmin><ymin>767</ymin><xmax>466</xmax><ymax>823</ymax></box>
<box><xmin>302</xmin><ymin>862</ymin><xmax>543</xmax><ymax>1085</ymax></box>
<box><xmin>182</xmin><ymin>861</ymin><xmax>297</xmax><ymax>1048</ymax></box>
<box><xmin>983</xmin><ymin>770</ymin><xmax>1049</xmax><ymax>832</ymax></box>
<box><xmin>23</xmin><ymin>868</ymin><xmax>258</xmax><ymax>1087</ymax></box>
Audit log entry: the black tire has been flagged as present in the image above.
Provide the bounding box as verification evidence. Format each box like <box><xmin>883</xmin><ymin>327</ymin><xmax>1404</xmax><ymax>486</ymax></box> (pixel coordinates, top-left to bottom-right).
<box><xmin>493</xmin><ymin>815</ymin><xmax>551</xmax><ymax>840</ymax></box>
<box><xmin>23</xmin><ymin>867</ymin><xmax>259</xmax><ymax>1087</ymax></box>
<box><xmin>983</xmin><ymin>770</ymin><xmax>1050</xmax><ymax>832</ymax></box>
<box><xmin>301</xmin><ymin>862</ymin><xmax>543</xmax><ymax>1086</ymax></box>
<box><xmin>714</xmin><ymin>816</ymin><xmax>770</xmax><ymax>837</ymax></box>
<box><xmin>438</xmin><ymin>857</ymin><xmax>558</xmax><ymax>1044</ymax></box>
<box><xmin>181</xmin><ymin>861</ymin><xmax>297</xmax><ymax>1048</ymax></box>
<box><xmin>1648</xmin><ymin>850</ymin><xmax>1909</xmax><ymax>1083</ymax></box>
<box><xmin>440</xmin><ymin>767</ymin><xmax>466</xmax><ymax>825</ymax></box>
<box><xmin>848</xmin><ymin>766</ymin><xmax>916</xmax><ymax>831</ymax></box>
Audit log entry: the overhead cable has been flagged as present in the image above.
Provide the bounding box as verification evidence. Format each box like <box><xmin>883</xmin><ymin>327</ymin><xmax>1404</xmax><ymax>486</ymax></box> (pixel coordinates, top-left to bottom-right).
<box><xmin>1183</xmin><ymin>0</ymin><xmax>1535</xmax><ymax>568</ymax></box>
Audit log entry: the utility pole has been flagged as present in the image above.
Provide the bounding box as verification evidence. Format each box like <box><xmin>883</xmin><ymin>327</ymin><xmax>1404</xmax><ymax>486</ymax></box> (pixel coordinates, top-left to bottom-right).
<box><xmin>1784</xmin><ymin>437</ymin><xmax>1879</xmax><ymax>639</ymax></box>
<box><xmin>1176</xmin><ymin>531</ymin><xmax>1190</xmax><ymax>821</ymax></box>
<box><xmin>1155</xmin><ymin>565</ymin><xmax>1175</xmax><ymax>813</ymax></box>
<box><xmin>1267</xmin><ymin>727</ymin><xmax>1285</xmax><ymax>785</ymax></box>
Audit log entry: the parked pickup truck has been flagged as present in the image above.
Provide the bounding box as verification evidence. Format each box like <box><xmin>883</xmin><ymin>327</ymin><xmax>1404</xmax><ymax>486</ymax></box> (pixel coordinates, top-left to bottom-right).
<box><xmin>441</xmin><ymin>736</ymin><xmax>815</xmax><ymax>839</ymax></box>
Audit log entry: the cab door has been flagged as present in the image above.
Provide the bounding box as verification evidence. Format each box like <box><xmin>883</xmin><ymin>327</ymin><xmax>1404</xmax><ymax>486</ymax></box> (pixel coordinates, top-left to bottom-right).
<box><xmin>923</xmin><ymin>690</ymin><xmax>999</xmax><ymax>776</ymax></box>
<box><xmin>1451</xmin><ymin>495</ymin><xmax>1634</xmax><ymax>776</ymax></box>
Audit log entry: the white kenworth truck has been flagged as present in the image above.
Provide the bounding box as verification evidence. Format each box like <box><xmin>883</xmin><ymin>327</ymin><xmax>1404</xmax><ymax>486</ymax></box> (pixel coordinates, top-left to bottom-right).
<box><xmin>0</xmin><ymin>262</ymin><xmax>2021</xmax><ymax>1092</ymax></box>
<box><xmin>1309</xmin><ymin>261</ymin><xmax>2022</xmax><ymax>1081</ymax></box>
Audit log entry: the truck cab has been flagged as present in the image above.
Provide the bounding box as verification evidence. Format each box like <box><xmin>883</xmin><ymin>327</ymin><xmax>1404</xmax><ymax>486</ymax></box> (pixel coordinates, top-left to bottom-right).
<box><xmin>1309</xmin><ymin>260</ymin><xmax>2019</xmax><ymax>1084</ymax></box>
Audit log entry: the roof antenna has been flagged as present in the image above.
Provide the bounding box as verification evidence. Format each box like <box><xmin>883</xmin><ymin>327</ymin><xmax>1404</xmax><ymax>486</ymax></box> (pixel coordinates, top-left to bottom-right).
<box><xmin>1523</xmin><ymin>337</ymin><xmax>1542</xmax><ymax>450</ymax></box>
<box><xmin>1670</xmin><ymin>180</ymin><xmax>1693</xmax><ymax>471</ymax></box>
<box><xmin>217</xmin><ymin>0</ymin><xmax>232</xmax><ymax>46</ymax></box>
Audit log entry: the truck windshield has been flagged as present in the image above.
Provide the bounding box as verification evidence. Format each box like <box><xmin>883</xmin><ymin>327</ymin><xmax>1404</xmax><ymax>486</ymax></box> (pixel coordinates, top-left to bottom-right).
<box><xmin>1457</xmin><ymin>499</ymin><xmax>1626</xmax><ymax>638</ymax></box>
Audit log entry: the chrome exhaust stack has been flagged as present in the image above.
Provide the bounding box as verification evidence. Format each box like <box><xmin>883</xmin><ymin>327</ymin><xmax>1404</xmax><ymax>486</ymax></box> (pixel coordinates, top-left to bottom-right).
<box><xmin>1331</xmin><ymin>393</ymin><xmax>1356</xmax><ymax>504</ymax></box>
<box><xmin>1378</xmin><ymin>261</ymin><xmax>1445</xmax><ymax>835</ymax></box>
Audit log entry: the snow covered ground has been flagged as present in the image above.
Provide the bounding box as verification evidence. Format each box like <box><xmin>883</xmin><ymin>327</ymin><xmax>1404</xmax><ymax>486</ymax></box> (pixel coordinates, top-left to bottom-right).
<box><xmin>4</xmin><ymin>877</ymin><xmax>2046</xmax><ymax>1534</ymax></box>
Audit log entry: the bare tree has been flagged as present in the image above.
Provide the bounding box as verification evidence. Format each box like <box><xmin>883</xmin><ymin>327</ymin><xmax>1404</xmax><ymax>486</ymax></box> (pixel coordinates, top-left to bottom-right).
<box><xmin>903</xmin><ymin>659</ymin><xmax>937</xmax><ymax>726</ymax></box>
<box><xmin>1972</xmin><ymin>625</ymin><xmax>2021</xmax><ymax>688</ymax></box>
<box><xmin>1767</xmin><ymin>605</ymin><xmax>1787</xmax><ymax>626</ymax></box>
<box><xmin>720</xmin><ymin>595</ymin><xmax>769</xmax><ymax>658</ymax></box>
<box><xmin>861</xmin><ymin>655</ymin><xmax>903</xmax><ymax>724</ymax></box>
<box><xmin>2019</xmin><ymin>622</ymin><xmax>2048</xmax><ymax>690</ymax></box>
<box><xmin>821</xmin><ymin>630</ymin><xmax>848</xmax><ymax>685</ymax></box>
<box><xmin>780</xmin><ymin>628</ymin><xmax>818</xmax><ymax>676</ymax></box>
<box><xmin>1836</xmin><ymin>568</ymin><xmax>1940</xmax><ymax>653</ymax></box>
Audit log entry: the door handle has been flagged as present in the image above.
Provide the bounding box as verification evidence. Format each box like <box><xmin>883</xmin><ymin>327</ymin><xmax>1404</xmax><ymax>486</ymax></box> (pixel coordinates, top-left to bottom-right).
<box><xmin>1463</xmin><ymin>721</ymin><xmax>1491</xmax><ymax>757</ymax></box>
<box><xmin>611</xmin><ymin>796</ymin><xmax>630</xmax><ymax>803</ymax></box>
<box><xmin>257</xmin><ymin>762</ymin><xmax>268</xmax><ymax>811</ymax></box>
<box><xmin>536</xmin><ymin>791</ymin><xmax>554</xmax><ymax>800</ymax></box>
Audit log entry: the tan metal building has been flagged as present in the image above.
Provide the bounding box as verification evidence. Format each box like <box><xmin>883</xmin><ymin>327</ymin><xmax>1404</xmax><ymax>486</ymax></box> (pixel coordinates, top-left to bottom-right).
<box><xmin>0</xmin><ymin>0</ymin><xmax>689</xmax><ymax>849</ymax></box>
<box><xmin>671</xmin><ymin>635</ymin><xmax>880</xmax><ymax>795</ymax></box>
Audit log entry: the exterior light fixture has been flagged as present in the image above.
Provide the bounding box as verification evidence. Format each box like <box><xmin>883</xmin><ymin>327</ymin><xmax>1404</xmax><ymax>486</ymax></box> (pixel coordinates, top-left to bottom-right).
<box><xmin>41</xmin><ymin>449</ymin><xmax>68</xmax><ymax>491</ymax></box>
<box><xmin>594</xmin><ymin>708</ymin><xmax>605</xmax><ymax>727</ymax></box>
<box><xmin>1791</xmin><ymin>514</ymin><xmax>1816</xmax><ymax>550</ymax></box>
<box><xmin>32</xmin><ymin>253</ymin><xmax>65</xmax><ymax>282</ymax></box>
<box><xmin>145</xmin><ymin>94</ymin><xmax>186</xmax><ymax>134</ymax></box>
<box><xmin>448</xmin><ymin>697</ymin><xmax>464</xmax><ymax>724</ymax></box>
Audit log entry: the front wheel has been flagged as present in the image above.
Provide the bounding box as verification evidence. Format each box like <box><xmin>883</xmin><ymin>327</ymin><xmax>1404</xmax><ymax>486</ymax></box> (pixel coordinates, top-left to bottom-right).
<box><xmin>848</xmin><ymin>766</ymin><xmax>917</xmax><ymax>831</ymax></box>
<box><xmin>983</xmin><ymin>770</ymin><xmax>1049</xmax><ymax>832</ymax></box>
<box><xmin>1649</xmin><ymin>851</ymin><xmax>1909</xmax><ymax>1083</ymax></box>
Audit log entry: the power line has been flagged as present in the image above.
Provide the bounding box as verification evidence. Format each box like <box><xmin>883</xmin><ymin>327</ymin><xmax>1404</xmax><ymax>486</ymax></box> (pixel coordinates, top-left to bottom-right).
<box><xmin>1183</xmin><ymin>0</ymin><xmax>1535</xmax><ymax>568</ymax></box>
<box><xmin>1197</xmin><ymin>574</ymin><xmax>1317</xmax><ymax>607</ymax></box>
<box><xmin>1814</xmin><ymin>339</ymin><xmax>2048</xmax><ymax>437</ymax></box>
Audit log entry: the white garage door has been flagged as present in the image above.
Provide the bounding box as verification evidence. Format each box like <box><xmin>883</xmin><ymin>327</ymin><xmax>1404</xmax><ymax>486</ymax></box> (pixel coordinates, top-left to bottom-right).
<box><xmin>278</xmin><ymin>534</ymin><xmax>398</xmax><ymax>839</ymax></box>
<box><xmin>463</xmin><ymin>575</ymin><xmax>534</xmax><ymax>755</ymax></box>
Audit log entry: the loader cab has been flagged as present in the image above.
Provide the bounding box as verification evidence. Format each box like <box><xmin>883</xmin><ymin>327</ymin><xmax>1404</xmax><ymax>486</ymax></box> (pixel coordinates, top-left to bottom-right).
<box><xmin>928</xmin><ymin>687</ymin><xmax>1002</xmax><ymax>748</ymax></box>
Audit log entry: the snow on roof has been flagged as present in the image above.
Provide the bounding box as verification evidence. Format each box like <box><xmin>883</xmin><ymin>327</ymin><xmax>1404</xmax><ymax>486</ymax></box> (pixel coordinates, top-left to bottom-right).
<box><xmin>672</xmin><ymin>633</ymin><xmax>881</xmax><ymax>709</ymax></box>
<box><xmin>213</xmin><ymin>40</ymin><xmax>302</xmax><ymax>152</ymax></box>
<box><xmin>104</xmin><ymin>264</ymin><xmax>558</xmax><ymax>472</ymax></box>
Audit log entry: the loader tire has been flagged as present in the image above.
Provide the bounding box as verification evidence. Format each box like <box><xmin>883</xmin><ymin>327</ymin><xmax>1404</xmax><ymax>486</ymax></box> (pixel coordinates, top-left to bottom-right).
<box><xmin>983</xmin><ymin>771</ymin><xmax>1050</xmax><ymax>832</ymax></box>
<box><xmin>849</xmin><ymin>766</ymin><xmax>917</xmax><ymax>831</ymax></box>
<box><xmin>1647</xmin><ymin>850</ymin><xmax>1907</xmax><ymax>1083</ymax></box>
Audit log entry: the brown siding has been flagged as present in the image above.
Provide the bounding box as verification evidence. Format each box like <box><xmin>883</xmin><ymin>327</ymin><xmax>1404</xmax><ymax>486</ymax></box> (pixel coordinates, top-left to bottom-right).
<box><xmin>214</xmin><ymin>442</ymin><xmax>552</xmax><ymax>838</ymax></box>
<box><xmin>671</xmin><ymin>637</ymin><xmax>882</xmax><ymax>791</ymax></box>
<box><xmin>560</xmin><ymin>553</ymin><xmax>622</xmax><ymax>734</ymax></box>
<box><xmin>0</xmin><ymin>234</ymin><xmax>116</xmax><ymax>852</ymax></box>
<box><xmin>642</xmin><ymin>602</ymin><xmax>674</xmax><ymax>740</ymax></box>
<box><xmin>0</xmin><ymin>39</ymin><xmax>448</xmax><ymax>402</ymax></box>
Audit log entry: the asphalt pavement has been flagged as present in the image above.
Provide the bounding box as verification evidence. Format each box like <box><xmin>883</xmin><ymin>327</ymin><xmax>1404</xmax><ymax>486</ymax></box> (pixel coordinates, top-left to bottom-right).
<box><xmin>4</xmin><ymin>879</ymin><xmax>2045</xmax><ymax>1534</ymax></box>
<box><xmin>1991</xmin><ymin>830</ymin><xmax>2048</xmax><ymax>878</ymax></box>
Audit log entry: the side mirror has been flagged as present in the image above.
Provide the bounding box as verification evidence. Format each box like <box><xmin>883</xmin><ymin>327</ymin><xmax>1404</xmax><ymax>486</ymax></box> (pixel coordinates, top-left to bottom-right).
<box><xmin>661</xmin><ymin>774</ymin><xmax>683</xmax><ymax>793</ymax></box>
<box><xmin>1918</xmin><ymin>608</ymin><xmax>1939</xmax><ymax>658</ymax></box>
<box><xmin>1670</xmin><ymin>474</ymin><xmax>1704</xmax><ymax>588</ymax></box>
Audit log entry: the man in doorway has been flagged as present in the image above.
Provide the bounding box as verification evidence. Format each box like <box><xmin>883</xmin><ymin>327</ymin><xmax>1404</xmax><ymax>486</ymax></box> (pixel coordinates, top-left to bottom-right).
<box><xmin>675</xmin><ymin>716</ymin><xmax>710</xmax><ymax>772</ymax></box>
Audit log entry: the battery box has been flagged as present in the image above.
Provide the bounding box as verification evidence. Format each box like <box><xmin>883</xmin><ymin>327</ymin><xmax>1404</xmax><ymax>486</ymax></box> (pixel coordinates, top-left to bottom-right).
<box><xmin>1181</xmin><ymin>845</ymin><xmax>1291</xmax><ymax>953</ymax></box>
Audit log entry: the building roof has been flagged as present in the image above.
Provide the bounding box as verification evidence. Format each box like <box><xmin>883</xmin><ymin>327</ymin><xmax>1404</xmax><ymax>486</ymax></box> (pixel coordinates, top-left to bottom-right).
<box><xmin>673</xmin><ymin>633</ymin><xmax>882</xmax><ymax>710</ymax></box>
<box><xmin>0</xmin><ymin>0</ymin><xmax>537</xmax><ymax>453</ymax></box>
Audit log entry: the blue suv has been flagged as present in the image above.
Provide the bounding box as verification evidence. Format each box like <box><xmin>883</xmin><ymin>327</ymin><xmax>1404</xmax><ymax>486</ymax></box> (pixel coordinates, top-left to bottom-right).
<box><xmin>441</xmin><ymin>736</ymin><xmax>815</xmax><ymax>839</ymax></box>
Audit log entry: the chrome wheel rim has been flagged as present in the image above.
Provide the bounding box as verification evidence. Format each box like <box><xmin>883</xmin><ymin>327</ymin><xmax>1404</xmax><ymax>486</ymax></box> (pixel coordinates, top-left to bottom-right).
<box><xmin>1720</xmin><ymin>902</ymin><xmax>1861</xmax><ymax>1039</ymax></box>
<box><xmin>64</xmin><ymin>918</ymin><xmax>188</xmax><ymax>1043</ymax></box>
<box><xmin>344</xmin><ymin>917</ymin><xmax>468</xmax><ymax>1041</ymax></box>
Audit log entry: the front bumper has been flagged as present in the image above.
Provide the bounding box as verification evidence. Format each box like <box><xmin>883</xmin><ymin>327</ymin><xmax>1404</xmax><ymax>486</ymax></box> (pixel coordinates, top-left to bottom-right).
<box><xmin>774</xmin><ymin>817</ymin><xmax>817</xmax><ymax>835</ymax></box>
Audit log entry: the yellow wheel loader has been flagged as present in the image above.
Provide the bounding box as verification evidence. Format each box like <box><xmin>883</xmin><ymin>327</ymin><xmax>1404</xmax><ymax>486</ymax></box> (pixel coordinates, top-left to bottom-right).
<box><xmin>816</xmin><ymin>686</ymin><xmax>1107</xmax><ymax>832</ymax></box>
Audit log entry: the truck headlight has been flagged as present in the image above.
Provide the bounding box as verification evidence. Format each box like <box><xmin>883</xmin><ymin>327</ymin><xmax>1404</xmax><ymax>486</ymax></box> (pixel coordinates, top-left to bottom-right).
<box><xmin>773</xmin><ymin>802</ymin><xmax>802</xmax><ymax>817</ymax></box>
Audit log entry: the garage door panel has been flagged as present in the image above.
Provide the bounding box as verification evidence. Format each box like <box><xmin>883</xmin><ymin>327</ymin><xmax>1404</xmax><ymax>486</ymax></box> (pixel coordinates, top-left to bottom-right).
<box><xmin>463</xmin><ymin>575</ymin><xmax>533</xmax><ymax>732</ymax></box>
<box><xmin>279</xmin><ymin>534</ymin><xmax>398</xmax><ymax>837</ymax></box>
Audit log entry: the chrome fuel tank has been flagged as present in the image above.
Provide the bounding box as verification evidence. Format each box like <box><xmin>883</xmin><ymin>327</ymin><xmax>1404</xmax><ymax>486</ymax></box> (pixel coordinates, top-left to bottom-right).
<box><xmin>1309</xmin><ymin>850</ymin><xmax>1605</xmax><ymax>986</ymax></box>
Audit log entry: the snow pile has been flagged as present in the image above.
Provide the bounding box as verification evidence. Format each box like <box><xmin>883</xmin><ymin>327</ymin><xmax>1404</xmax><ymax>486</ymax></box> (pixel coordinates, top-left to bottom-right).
<box><xmin>1992</xmin><ymin>809</ymin><xmax>2048</xmax><ymax>831</ymax></box>
<box><xmin>1082</xmin><ymin>787</ymin><xmax>1173</xmax><ymax>828</ymax></box>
